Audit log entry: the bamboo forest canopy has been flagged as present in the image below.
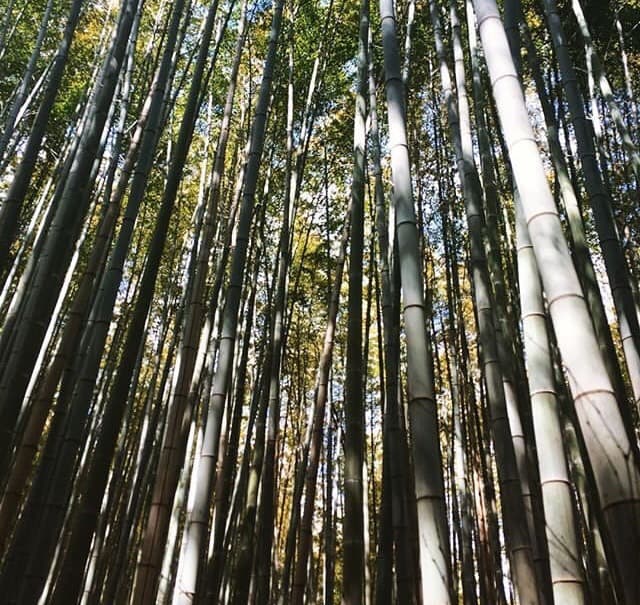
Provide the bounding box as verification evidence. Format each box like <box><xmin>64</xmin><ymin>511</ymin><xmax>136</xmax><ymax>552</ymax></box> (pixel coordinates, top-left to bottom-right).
<box><xmin>0</xmin><ymin>0</ymin><xmax>640</xmax><ymax>603</ymax></box>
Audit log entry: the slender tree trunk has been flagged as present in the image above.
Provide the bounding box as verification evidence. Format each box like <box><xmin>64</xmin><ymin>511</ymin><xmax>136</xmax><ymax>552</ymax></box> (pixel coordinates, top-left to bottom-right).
<box><xmin>516</xmin><ymin>200</ymin><xmax>586</xmax><ymax>604</ymax></box>
<box><xmin>343</xmin><ymin>0</ymin><xmax>368</xmax><ymax>601</ymax></box>
<box><xmin>379</xmin><ymin>0</ymin><xmax>452</xmax><ymax>600</ymax></box>
<box><xmin>323</xmin><ymin>405</ymin><xmax>336</xmax><ymax>605</ymax></box>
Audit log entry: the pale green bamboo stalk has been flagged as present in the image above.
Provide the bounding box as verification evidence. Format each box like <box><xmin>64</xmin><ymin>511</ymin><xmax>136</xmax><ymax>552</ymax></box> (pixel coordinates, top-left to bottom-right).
<box><xmin>516</xmin><ymin>199</ymin><xmax>586</xmax><ymax>605</ymax></box>
<box><xmin>379</xmin><ymin>0</ymin><xmax>452</xmax><ymax>601</ymax></box>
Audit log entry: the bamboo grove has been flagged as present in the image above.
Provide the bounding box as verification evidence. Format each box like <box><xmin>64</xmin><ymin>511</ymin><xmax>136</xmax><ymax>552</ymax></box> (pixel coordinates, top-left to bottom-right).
<box><xmin>0</xmin><ymin>0</ymin><xmax>639</xmax><ymax>602</ymax></box>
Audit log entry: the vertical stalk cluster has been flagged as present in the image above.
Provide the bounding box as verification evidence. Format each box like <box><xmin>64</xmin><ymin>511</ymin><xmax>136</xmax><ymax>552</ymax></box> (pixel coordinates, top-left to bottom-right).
<box><xmin>0</xmin><ymin>0</ymin><xmax>637</xmax><ymax>603</ymax></box>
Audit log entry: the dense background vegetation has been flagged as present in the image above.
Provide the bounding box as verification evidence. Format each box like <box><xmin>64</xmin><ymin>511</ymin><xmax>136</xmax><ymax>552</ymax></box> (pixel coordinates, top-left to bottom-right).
<box><xmin>0</xmin><ymin>0</ymin><xmax>639</xmax><ymax>603</ymax></box>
